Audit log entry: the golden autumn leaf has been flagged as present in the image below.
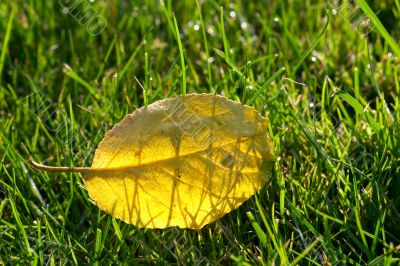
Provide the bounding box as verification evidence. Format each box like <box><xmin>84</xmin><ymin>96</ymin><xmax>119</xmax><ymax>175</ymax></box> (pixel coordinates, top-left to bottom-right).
<box><xmin>29</xmin><ymin>93</ymin><xmax>274</xmax><ymax>229</ymax></box>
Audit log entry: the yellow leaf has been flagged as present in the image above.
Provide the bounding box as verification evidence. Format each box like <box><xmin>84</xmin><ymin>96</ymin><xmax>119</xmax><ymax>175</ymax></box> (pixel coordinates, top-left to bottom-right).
<box><xmin>30</xmin><ymin>93</ymin><xmax>274</xmax><ymax>229</ymax></box>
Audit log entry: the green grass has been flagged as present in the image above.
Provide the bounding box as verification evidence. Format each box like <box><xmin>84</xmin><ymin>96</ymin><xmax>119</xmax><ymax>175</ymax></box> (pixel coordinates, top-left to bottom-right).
<box><xmin>1</xmin><ymin>0</ymin><xmax>400</xmax><ymax>264</ymax></box>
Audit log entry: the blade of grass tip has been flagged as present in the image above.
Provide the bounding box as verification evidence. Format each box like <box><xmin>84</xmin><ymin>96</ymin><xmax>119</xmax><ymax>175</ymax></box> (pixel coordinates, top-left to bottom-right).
<box><xmin>112</xmin><ymin>218</ymin><xmax>123</xmax><ymax>241</ymax></box>
<box><xmin>135</xmin><ymin>76</ymin><xmax>147</xmax><ymax>106</ymax></box>
<box><xmin>354</xmin><ymin>0</ymin><xmax>400</xmax><ymax>57</ymax></box>
<box><xmin>172</xmin><ymin>13</ymin><xmax>186</xmax><ymax>95</ymax></box>
<box><xmin>246</xmin><ymin>211</ymin><xmax>267</xmax><ymax>247</ymax></box>
<box><xmin>0</xmin><ymin>9</ymin><xmax>14</xmax><ymax>82</ymax></box>
<box><xmin>247</xmin><ymin>67</ymin><xmax>285</xmax><ymax>105</ymax></box>
<box><xmin>196</xmin><ymin>0</ymin><xmax>213</xmax><ymax>91</ymax></box>
<box><xmin>293</xmin><ymin>9</ymin><xmax>330</xmax><ymax>75</ymax></box>
<box><xmin>93</xmin><ymin>228</ymin><xmax>102</xmax><ymax>266</ymax></box>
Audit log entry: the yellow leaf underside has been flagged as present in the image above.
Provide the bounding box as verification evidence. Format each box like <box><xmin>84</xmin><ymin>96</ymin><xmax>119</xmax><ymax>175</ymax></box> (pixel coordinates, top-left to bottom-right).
<box><xmin>85</xmin><ymin>94</ymin><xmax>273</xmax><ymax>229</ymax></box>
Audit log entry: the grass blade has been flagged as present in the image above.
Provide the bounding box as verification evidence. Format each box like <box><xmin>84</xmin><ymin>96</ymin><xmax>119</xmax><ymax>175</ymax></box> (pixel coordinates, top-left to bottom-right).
<box><xmin>172</xmin><ymin>13</ymin><xmax>187</xmax><ymax>95</ymax></box>
<box><xmin>293</xmin><ymin>9</ymin><xmax>330</xmax><ymax>74</ymax></box>
<box><xmin>196</xmin><ymin>0</ymin><xmax>213</xmax><ymax>91</ymax></box>
<box><xmin>289</xmin><ymin>238</ymin><xmax>321</xmax><ymax>266</ymax></box>
<box><xmin>0</xmin><ymin>9</ymin><xmax>13</xmax><ymax>82</ymax></box>
<box><xmin>354</xmin><ymin>0</ymin><xmax>400</xmax><ymax>56</ymax></box>
<box><xmin>246</xmin><ymin>211</ymin><xmax>267</xmax><ymax>247</ymax></box>
<box><xmin>334</xmin><ymin>91</ymin><xmax>392</xmax><ymax>148</ymax></box>
<box><xmin>255</xmin><ymin>196</ymin><xmax>288</xmax><ymax>264</ymax></box>
<box><xmin>247</xmin><ymin>67</ymin><xmax>285</xmax><ymax>105</ymax></box>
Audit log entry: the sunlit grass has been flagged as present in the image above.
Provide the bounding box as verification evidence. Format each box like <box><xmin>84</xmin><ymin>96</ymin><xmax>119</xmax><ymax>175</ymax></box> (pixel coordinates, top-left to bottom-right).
<box><xmin>0</xmin><ymin>0</ymin><xmax>399</xmax><ymax>264</ymax></box>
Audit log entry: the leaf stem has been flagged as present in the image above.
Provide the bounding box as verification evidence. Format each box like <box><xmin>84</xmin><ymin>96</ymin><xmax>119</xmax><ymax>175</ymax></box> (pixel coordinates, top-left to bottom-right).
<box><xmin>28</xmin><ymin>158</ymin><xmax>91</xmax><ymax>173</ymax></box>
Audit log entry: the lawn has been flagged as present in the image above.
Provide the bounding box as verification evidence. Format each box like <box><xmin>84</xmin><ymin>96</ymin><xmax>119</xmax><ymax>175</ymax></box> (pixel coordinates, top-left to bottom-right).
<box><xmin>1</xmin><ymin>0</ymin><xmax>399</xmax><ymax>265</ymax></box>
